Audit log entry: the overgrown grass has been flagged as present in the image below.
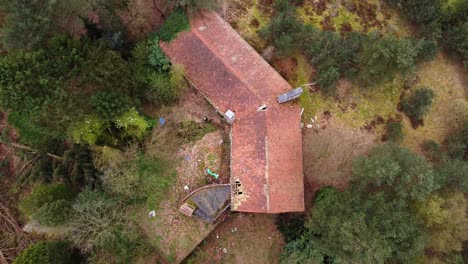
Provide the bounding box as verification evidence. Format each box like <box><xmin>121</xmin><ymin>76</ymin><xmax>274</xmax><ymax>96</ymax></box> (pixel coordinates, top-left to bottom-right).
<box><xmin>401</xmin><ymin>54</ymin><xmax>467</xmax><ymax>151</ymax></box>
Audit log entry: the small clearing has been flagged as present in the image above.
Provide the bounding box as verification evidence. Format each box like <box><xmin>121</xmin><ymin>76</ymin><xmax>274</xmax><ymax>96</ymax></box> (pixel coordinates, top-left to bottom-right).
<box><xmin>185</xmin><ymin>213</ymin><xmax>284</xmax><ymax>264</ymax></box>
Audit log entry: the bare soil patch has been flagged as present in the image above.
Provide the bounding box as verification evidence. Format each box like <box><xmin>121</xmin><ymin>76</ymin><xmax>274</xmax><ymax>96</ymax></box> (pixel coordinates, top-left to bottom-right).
<box><xmin>185</xmin><ymin>213</ymin><xmax>284</xmax><ymax>264</ymax></box>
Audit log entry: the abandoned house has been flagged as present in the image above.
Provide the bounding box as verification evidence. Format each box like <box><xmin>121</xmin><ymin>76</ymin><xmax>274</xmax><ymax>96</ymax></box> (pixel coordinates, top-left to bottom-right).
<box><xmin>161</xmin><ymin>11</ymin><xmax>304</xmax><ymax>214</ymax></box>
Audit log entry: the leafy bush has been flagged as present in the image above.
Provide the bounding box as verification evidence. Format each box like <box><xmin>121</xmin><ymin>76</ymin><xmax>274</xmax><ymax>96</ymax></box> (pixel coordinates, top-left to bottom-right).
<box><xmin>147</xmin><ymin>66</ymin><xmax>186</xmax><ymax>105</ymax></box>
<box><xmin>313</xmin><ymin>186</ymin><xmax>338</xmax><ymax>204</ymax></box>
<box><xmin>384</xmin><ymin>121</ymin><xmax>404</xmax><ymax>142</ymax></box>
<box><xmin>19</xmin><ymin>183</ymin><xmax>74</xmax><ymax>217</ymax></box>
<box><xmin>444</xmin><ymin>22</ymin><xmax>468</xmax><ymax>67</ymax></box>
<box><xmin>68</xmin><ymin>115</ymin><xmax>106</xmax><ymax>145</ymax></box>
<box><xmin>114</xmin><ymin>108</ymin><xmax>150</xmax><ymax>139</ymax></box>
<box><xmin>91</xmin><ymin>91</ymin><xmax>131</xmax><ymax>120</ymax></box>
<box><xmin>400</xmin><ymin>87</ymin><xmax>435</xmax><ymax>122</ymax></box>
<box><xmin>148</xmin><ymin>36</ymin><xmax>171</xmax><ymax>72</ymax></box>
<box><xmin>444</xmin><ymin>122</ymin><xmax>468</xmax><ymax>160</ymax></box>
<box><xmin>357</xmin><ymin>35</ymin><xmax>420</xmax><ymax>86</ymax></box>
<box><xmin>353</xmin><ymin>143</ymin><xmax>437</xmax><ymax>201</ymax></box>
<box><xmin>158</xmin><ymin>9</ymin><xmax>190</xmax><ymax>42</ymax></box>
<box><xmin>259</xmin><ymin>1</ymin><xmax>303</xmax><ymax>57</ymax></box>
<box><xmin>275</xmin><ymin>214</ymin><xmax>306</xmax><ymax>243</ymax></box>
<box><xmin>420</xmin><ymin>139</ymin><xmax>441</xmax><ymax>161</ymax></box>
<box><xmin>32</xmin><ymin>200</ymin><xmax>72</xmax><ymax>226</ymax></box>
<box><xmin>13</xmin><ymin>241</ymin><xmax>80</xmax><ymax>264</ymax></box>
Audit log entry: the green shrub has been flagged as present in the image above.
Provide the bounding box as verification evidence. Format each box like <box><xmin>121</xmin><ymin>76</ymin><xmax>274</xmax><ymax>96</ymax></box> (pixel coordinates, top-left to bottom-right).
<box><xmin>400</xmin><ymin>87</ymin><xmax>435</xmax><ymax>122</ymax></box>
<box><xmin>91</xmin><ymin>91</ymin><xmax>131</xmax><ymax>120</ymax></box>
<box><xmin>32</xmin><ymin>200</ymin><xmax>72</xmax><ymax>226</ymax></box>
<box><xmin>13</xmin><ymin>241</ymin><xmax>80</xmax><ymax>264</ymax></box>
<box><xmin>421</xmin><ymin>139</ymin><xmax>441</xmax><ymax>161</ymax></box>
<box><xmin>275</xmin><ymin>214</ymin><xmax>306</xmax><ymax>243</ymax></box>
<box><xmin>313</xmin><ymin>186</ymin><xmax>338</xmax><ymax>204</ymax></box>
<box><xmin>358</xmin><ymin>35</ymin><xmax>420</xmax><ymax>86</ymax></box>
<box><xmin>114</xmin><ymin>108</ymin><xmax>150</xmax><ymax>140</ymax></box>
<box><xmin>445</xmin><ymin>122</ymin><xmax>468</xmax><ymax>160</ymax></box>
<box><xmin>148</xmin><ymin>36</ymin><xmax>171</xmax><ymax>72</ymax></box>
<box><xmin>19</xmin><ymin>183</ymin><xmax>74</xmax><ymax>217</ymax></box>
<box><xmin>68</xmin><ymin>115</ymin><xmax>106</xmax><ymax>145</ymax></box>
<box><xmin>415</xmin><ymin>39</ymin><xmax>438</xmax><ymax>62</ymax></box>
<box><xmin>158</xmin><ymin>9</ymin><xmax>190</xmax><ymax>42</ymax></box>
<box><xmin>384</xmin><ymin>121</ymin><xmax>404</xmax><ymax>142</ymax></box>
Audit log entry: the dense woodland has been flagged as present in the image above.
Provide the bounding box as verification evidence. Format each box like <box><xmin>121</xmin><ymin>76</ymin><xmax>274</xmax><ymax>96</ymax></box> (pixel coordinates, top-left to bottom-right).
<box><xmin>0</xmin><ymin>0</ymin><xmax>467</xmax><ymax>263</ymax></box>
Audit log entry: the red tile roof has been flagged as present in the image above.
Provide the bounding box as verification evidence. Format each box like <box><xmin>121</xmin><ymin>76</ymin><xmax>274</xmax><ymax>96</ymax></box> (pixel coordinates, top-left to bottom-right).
<box><xmin>161</xmin><ymin>11</ymin><xmax>304</xmax><ymax>213</ymax></box>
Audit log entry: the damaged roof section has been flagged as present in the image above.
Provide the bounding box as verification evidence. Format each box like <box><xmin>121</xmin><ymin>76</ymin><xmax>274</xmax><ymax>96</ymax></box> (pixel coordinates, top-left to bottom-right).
<box><xmin>161</xmin><ymin>11</ymin><xmax>304</xmax><ymax>213</ymax></box>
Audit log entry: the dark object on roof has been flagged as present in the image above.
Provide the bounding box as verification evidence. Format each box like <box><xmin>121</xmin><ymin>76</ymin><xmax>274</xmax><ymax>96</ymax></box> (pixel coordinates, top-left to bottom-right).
<box><xmin>180</xmin><ymin>184</ymin><xmax>231</xmax><ymax>223</ymax></box>
<box><xmin>161</xmin><ymin>11</ymin><xmax>304</xmax><ymax>213</ymax></box>
<box><xmin>277</xmin><ymin>87</ymin><xmax>304</xmax><ymax>104</ymax></box>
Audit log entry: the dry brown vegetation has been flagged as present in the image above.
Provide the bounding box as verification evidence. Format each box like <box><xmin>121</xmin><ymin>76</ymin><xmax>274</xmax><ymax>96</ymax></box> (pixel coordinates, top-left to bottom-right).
<box><xmin>303</xmin><ymin>117</ymin><xmax>375</xmax><ymax>207</ymax></box>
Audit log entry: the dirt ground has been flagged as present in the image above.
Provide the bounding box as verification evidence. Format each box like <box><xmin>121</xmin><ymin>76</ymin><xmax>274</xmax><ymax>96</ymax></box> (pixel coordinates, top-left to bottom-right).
<box><xmin>184</xmin><ymin>213</ymin><xmax>284</xmax><ymax>264</ymax></box>
<box><xmin>302</xmin><ymin>115</ymin><xmax>376</xmax><ymax>208</ymax></box>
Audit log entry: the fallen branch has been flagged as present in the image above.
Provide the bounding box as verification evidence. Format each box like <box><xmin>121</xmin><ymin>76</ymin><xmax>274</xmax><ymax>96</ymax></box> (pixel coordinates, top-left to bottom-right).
<box><xmin>9</xmin><ymin>143</ymin><xmax>63</xmax><ymax>161</ymax></box>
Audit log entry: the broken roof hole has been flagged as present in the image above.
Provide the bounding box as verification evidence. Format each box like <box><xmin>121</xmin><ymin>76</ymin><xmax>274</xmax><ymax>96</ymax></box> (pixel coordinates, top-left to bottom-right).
<box><xmin>257</xmin><ymin>104</ymin><xmax>267</xmax><ymax>111</ymax></box>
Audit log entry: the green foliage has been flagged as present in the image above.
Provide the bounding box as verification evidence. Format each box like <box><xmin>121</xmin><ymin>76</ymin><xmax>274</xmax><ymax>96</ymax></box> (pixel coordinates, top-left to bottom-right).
<box><xmin>259</xmin><ymin>1</ymin><xmax>303</xmax><ymax>57</ymax></box>
<box><xmin>357</xmin><ymin>35</ymin><xmax>420</xmax><ymax>86</ymax></box>
<box><xmin>0</xmin><ymin>0</ymin><xmax>91</xmax><ymax>51</ymax></box>
<box><xmin>401</xmin><ymin>88</ymin><xmax>435</xmax><ymax>122</ymax></box>
<box><xmin>32</xmin><ymin>200</ymin><xmax>72</xmax><ymax>226</ymax></box>
<box><xmin>353</xmin><ymin>143</ymin><xmax>437</xmax><ymax>201</ymax></box>
<box><xmin>386</xmin><ymin>0</ymin><xmax>468</xmax><ymax>65</ymax></box>
<box><xmin>13</xmin><ymin>241</ymin><xmax>80</xmax><ymax>264</ymax></box>
<box><xmin>91</xmin><ymin>91</ymin><xmax>131</xmax><ymax>120</ymax></box>
<box><xmin>7</xmin><ymin>111</ymin><xmax>54</xmax><ymax>150</ymax></box>
<box><xmin>435</xmin><ymin>158</ymin><xmax>468</xmax><ymax>191</ymax></box>
<box><xmin>414</xmin><ymin>190</ymin><xmax>468</xmax><ymax>259</ymax></box>
<box><xmin>280</xmin><ymin>235</ymin><xmax>325</xmax><ymax>264</ymax></box>
<box><xmin>148</xmin><ymin>36</ymin><xmax>171</xmax><ymax>72</ymax></box>
<box><xmin>114</xmin><ymin>108</ymin><xmax>150</xmax><ymax>140</ymax></box>
<box><xmin>444</xmin><ymin>22</ymin><xmax>468</xmax><ymax>67</ymax></box>
<box><xmin>69</xmin><ymin>115</ymin><xmax>106</xmax><ymax>145</ymax></box>
<box><xmin>276</xmin><ymin>214</ymin><xmax>306</xmax><ymax>243</ymax></box>
<box><xmin>19</xmin><ymin>183</ymin><xmax>74</xmax><ymax>217</ymax></box>
<box><xmin>158</xmin><ymin>9</ymin><xmax>190</xmax><ymax>42</ymax></box>
<box><xmin>174</xmin><ymin>0</ymin><xmax>220</xmax><ymax>16</ymax></box>
<box><xmin>306</xmin><ymin>190</ymin><xmax>425</xmax><ymax>263</ymax></box>
<box><xmin>420</xmin><ymin>139</ymin><xmax>441</xmax><ymax>161</ymax></box>
<box><xmin>384</xmin><ymin>121</ymin><xmax>404</xmax><ymax>142</ymax></box>
<box><xmin>68</xmin><ymin>188</ymin><xmax>148</xmax><ymax>263</ymax></box>
<box><xmin>313</xmin><ymin>186</ymin><xmax>338</xmax><ymax>204</ymax></box>
<box><xmin>177</xmin><ymin>120</ymin><xmax>217</xmax><ymax>143</ymax></box>
<box><xmin>54</xmin><ymin>144</ymin><xmax>99</xmax><ymax>189</ymax></box>
<box><xmin>444</xmin><ymin>122</ymin><xmax>468</xmax><ymax>160</ymax></box>
<box><xmin>137</xmin><ymin>155</ymin><xmax>176</xmax><ymax>208</ymax></box>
